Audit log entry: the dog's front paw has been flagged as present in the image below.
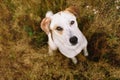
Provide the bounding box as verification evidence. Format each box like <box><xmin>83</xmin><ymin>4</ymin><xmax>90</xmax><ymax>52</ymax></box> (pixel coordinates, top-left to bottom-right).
<box><xmin>48</xmin><ymin>48</ymin><xmax>54</xmax><ymax>56</ymax></box>
<box><xmin>71</xmin><ymin>57</ymin><xmax>77</xmax><ymax>64</ymax></box>
<box><xmin>48</xmin><ymin>51</ymin><xmax>54</xmax><ymax>56</ymax></box>
<box><xmin>83</xmin><ymin>47</ymin><xmax>89</xmax><ymax>56</ymax></box>
<box><xmin>84</xmin><ymin>52</ymin><xmax>88</xmax><ymax>56</ymax></box>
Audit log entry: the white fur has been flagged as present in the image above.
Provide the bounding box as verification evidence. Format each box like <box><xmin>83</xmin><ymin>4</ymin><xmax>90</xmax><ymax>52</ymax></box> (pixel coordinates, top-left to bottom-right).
<box><xmin>46</xmin><ymin>11</ymin><xmax>53</xmax><ymax>17</ymax></box>
<box><xmin>45</xmin><ymin>11</ymin><xmax>88</xmax><ymax>64</ymax></box>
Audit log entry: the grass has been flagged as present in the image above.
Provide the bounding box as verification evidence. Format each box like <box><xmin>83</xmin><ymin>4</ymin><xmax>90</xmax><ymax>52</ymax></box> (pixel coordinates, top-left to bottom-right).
<box><xmin>0</xmin><ymin>0</ymin><xmax>120</xmax><ymax>80</ymax></box>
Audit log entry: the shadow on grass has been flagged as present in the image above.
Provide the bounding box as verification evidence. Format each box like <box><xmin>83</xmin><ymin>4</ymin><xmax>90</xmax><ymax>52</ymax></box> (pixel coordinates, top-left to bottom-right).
<box><xmin>87</xmin><ymin>32</ymin><xmax>107</xmax><ymax>62</ymax></box>
<box><xmin>87</xmin><ymin>32</ymin><xmax>120</xmax><ymax>67</ymax></box>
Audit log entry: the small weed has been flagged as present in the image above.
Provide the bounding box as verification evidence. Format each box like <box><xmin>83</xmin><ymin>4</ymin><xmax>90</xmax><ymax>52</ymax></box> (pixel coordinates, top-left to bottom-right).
<box><xmin>23</xmin><ymin>25</ymin><xmax>33</xmax><ymax>37</ymax></box>
<box><xmin>30</xmin><ymin>32</ymin><xmax>48</xmax><ymax>48</ymax></box>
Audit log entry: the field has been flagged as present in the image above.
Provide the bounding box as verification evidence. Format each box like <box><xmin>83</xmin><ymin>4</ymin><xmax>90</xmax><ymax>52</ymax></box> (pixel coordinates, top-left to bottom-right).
<box><xmin>0</xmin><ymin>0</ymin><xmax>120</xmax><ymax>80</ymax></box>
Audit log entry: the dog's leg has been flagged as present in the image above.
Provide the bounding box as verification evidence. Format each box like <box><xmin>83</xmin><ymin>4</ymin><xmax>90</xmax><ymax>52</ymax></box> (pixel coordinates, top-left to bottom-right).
<box><xmin>48</xmin><ymin>33</ymin><xmax>57</xmax><ymax>56</ymax></box>
<box><xmin>71</xmin><ymin>57</ymin><xmax>77</xmax><ymax>64</ymax></box>
<box><xmin>83</xmin><ymin>47</ymin><xmax>88</xmax><ymax>56</ymax></box>
<box><xmin>48</xmin><ymin>46</ymin><xmax>54</xmax><ymax>56</ymax></box>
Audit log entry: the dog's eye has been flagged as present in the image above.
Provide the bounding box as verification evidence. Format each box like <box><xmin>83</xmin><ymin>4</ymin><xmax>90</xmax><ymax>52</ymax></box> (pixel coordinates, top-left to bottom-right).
<box><xmin>70</xmin><ymin>20</ymin><xmax>75</xmax><ymax>25</ymax></box>
<box><xmin>56</xmin><ymin>26</ymin><xmax>63</xmax><ymax>31</ymax></box>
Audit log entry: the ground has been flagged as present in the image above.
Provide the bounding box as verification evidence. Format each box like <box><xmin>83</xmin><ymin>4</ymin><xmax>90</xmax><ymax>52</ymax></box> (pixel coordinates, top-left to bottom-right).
<box><xmin>0</xmin><ymin>0</ymin><xmax>120</xmax><ymax>80</ymax></box>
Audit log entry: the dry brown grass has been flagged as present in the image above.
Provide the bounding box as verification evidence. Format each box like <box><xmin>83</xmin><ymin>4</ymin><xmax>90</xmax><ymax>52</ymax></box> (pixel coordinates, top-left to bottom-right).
<box><xmin>0</xmin><ymin>0</ymin><xmax>120</xmax><ymax>80</ymax></box>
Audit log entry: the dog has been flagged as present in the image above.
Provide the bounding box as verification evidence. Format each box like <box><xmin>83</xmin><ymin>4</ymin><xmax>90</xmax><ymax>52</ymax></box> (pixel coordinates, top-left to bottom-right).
<box><xmin>40</xmin><ymin>6</ymin><xmax>88</xmax><ymax>64</ymax></box>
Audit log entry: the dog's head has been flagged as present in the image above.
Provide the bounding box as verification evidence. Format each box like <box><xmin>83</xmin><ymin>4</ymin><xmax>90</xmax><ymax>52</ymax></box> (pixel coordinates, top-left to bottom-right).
<box><xmin>41</xmin><ymin>6</ymin><xmax>81</xmax><ymax>46</ymax></box>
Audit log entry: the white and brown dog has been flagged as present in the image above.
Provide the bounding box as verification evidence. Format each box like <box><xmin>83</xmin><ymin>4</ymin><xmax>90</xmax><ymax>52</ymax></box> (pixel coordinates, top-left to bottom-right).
<box><xmin>40</xmin><ymin>6</ymin><xmax>88</xmax><ymax>64</ymax></box>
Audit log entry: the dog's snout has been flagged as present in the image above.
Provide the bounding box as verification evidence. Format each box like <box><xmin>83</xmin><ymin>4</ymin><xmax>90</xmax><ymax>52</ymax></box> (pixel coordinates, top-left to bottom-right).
<box><xmin>69</xmin><ymin>36</ymin><xmax>78</xmax><ymax>45</ymax></box>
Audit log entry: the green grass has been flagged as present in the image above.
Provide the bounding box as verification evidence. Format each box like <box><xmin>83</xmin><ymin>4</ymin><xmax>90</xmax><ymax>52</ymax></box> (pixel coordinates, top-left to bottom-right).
<box><xmin>0</xmin><ymin>0</ymin><xmax>120</xmax><ymax>80</ymax></box>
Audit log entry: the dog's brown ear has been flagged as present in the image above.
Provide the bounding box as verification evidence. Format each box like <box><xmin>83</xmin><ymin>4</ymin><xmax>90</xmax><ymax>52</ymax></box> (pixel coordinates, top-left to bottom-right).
<box><xmin>40</xmin><ymin>17</ymin><xmax>51</xmax><ymax>34</ymax></box>
<box><xmin>65</xmin><ymin>6</ymin><xmax>79</xmax><ymax>17</ymax></box>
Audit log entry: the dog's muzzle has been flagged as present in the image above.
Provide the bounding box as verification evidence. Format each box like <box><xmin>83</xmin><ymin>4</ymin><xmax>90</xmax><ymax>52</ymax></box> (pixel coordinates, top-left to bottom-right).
<box><xmin>69</xmin><ymin>36</ymin><xmax>78</xmax><ymax>45</ymax></box>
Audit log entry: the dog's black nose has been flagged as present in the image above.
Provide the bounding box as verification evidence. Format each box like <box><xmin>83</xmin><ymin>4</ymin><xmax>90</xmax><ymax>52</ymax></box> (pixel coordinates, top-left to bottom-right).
<box><xmin>69</xmin><ymin>36</ymin><xmax>78</xmax><ymax>45</ymax></box>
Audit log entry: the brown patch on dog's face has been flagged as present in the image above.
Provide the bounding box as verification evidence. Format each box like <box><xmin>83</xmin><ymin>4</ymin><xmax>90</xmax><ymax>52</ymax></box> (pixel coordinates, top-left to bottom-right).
<box><xmin>53</xmin><ymin>25</ymin><xmax>63</xmax><ymax>35</ymax></box>
<box><xmin>65</xmin><ymin>6</ymin><xmax>79</xmax><ymax>17</ymax></box>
